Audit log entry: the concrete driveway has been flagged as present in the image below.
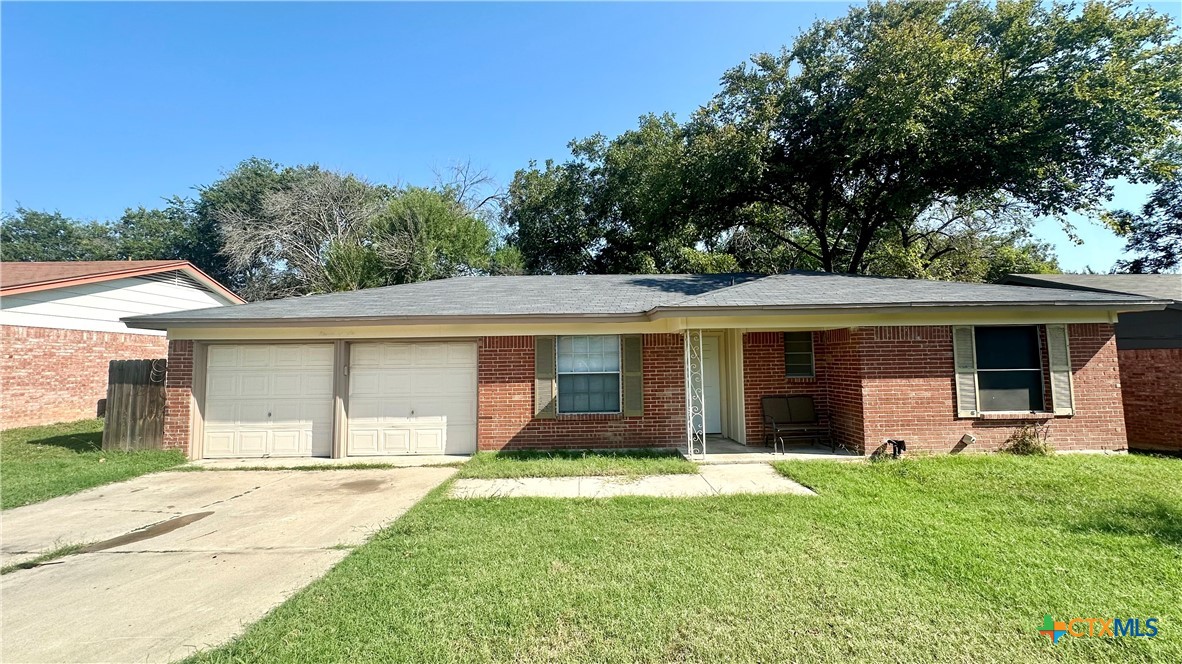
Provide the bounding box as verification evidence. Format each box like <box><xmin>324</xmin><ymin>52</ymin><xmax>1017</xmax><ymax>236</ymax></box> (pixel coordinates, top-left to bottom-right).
<box><xmin>0</xmin><ymin>466</ymin><xmax>454</xmax><ymax>663</ymax></box>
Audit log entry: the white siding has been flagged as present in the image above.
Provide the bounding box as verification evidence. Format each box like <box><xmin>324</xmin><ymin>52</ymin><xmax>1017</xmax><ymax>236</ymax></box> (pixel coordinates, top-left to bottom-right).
<box><xmin>0</xmin><ymin>274</ymin><xmax>235</xmax><ymax>335</ymax></box>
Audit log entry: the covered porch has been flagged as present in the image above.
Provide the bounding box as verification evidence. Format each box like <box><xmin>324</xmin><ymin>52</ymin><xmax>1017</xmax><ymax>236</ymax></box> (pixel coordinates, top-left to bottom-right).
<box><xmin>681</xmin><ymin>327</ymin><xmax>861</xmax><ymax>460</ymax></box>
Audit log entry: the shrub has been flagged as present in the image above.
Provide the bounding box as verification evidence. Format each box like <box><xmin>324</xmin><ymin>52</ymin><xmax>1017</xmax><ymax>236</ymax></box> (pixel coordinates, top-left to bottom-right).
<box><xmin>999</xmin><ymin>424</ymin><xmax>1053</xmax><ymax>456</ymax></box>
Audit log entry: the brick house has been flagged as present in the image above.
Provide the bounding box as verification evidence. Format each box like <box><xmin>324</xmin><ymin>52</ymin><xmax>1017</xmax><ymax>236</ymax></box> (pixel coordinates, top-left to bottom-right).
<box><xmin>1</xmin><ymin>261</ymin><xmax>242</xmax><ymax>429</ymax></box>
<box><xmin>1002</xmin><ymin>273</ymin><xmax>1181</xmax><ymax>453</ymax></box>
<box><xmin>123</xmin><ymin>272</ymin><xmax>1169</xmax><ymax>460</ymax></box>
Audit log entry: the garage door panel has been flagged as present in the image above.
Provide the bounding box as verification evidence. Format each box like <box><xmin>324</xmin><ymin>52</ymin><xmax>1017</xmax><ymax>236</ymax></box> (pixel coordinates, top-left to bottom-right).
<box><xmin>204</xmin><ymin>431</ymin><xmax>236</xmax><ymax>456</ymax></box>
<box><xmin>444</xmin><ymin>425</ymin><xmax>476</xmax><ymax>454</ymax></box>
<box><xmin>349</xmin><ymin>430</ymin><xmax>379</xmax><ymax>454</ymax></box>
<box><xmin>378</xmin><ymin>373</ymin><xmax>414</xmax><ymax>397</ymax></box>
<box><xmin>447</xmin><ymin>343</ymin><xmax>477</xmax><ymax>365</ymax></box>
<box><xmin>237</xmin><ymin>430</ymin><xmax>269</xmax><ymax>455</ymax></box>
<box><xmin>350</xmin><ymin>344</ymin><xmax>382</xmax><ymax>367</ymax></box>
<box><xmin>345</xmin><ymin>342</ymin><xmax>476</xmax><ymax>456</ymax></box>
<box><xmin>383</xmin><ymin>429</ymin><xmax>411</xmax><ymax>454</ymax></box>
<box><xmin>413</xmin><ymin>428</ymin><xmax>444</xmax><ymax>454</ymax></box>
<box><xmin>207</xmin><ymin>346</ymin><xmax>239</xmax><ymax>367</ymax></box>
<box><xmin>412</xmin><ymin>397</ymin><xmax>475</xmax><ymax>425</ymax></box>
<box><xmin>240</xmin><ymin>346</ymin><xmax>272</xmax><ymax>367</ymax></box>
<box><xmin>270</xmin><ymin>430</ymin><xmax>305</xmax><ymax>455</ymax></box>
<box><xmin>349</xmin><ymin>372</ymin><xmax>381</xmax><ymax>397</ymax></box>
<box><xmin>203</xmin><ymin>344</ymin><xmax>334</xmax><ymax>459</ymax></box>
<box><xmin>379</xmin><ymin>344</ymin><xmax>413</xmax><ymax>366</ymax></box>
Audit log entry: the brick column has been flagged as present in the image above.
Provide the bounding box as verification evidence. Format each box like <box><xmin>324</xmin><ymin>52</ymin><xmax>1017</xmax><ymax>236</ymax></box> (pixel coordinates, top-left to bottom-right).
<box><xmin>162</xmin><ymin>340</ymin><xmax>194</xmax><ymax>455</ymax></box>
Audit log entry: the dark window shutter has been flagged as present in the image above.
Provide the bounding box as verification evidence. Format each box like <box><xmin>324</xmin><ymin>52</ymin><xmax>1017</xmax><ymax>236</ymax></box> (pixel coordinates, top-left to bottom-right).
<box><xmin>535</xmin><ymin>336</ymin><xmax>557</xmax><ymax>419</ymax></box>
<box><xmin>621</xmin><ymin>335</ymin><xmax>644</xmax><ymax>417</ymax></box>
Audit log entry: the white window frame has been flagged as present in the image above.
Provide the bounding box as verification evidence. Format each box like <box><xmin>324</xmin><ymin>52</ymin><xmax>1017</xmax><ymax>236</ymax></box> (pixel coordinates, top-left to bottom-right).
<box><xmin>973</xmin><ymin>325</ymin><xmax>1047</xmax><ymax>413</ymax></box>
<box><xmin>556</xmin><ymin>335</ymin><xmax>623</xmax><ymax>415</ymax></box>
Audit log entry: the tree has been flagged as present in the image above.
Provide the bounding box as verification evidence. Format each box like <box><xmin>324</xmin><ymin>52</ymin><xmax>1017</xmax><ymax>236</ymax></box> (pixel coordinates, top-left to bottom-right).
<box><xmin>218</xmin><ymin>169</ymin><xmax>390</xmax><ymax>298</ymax></box>
<box><xmin>109</xmin><ymin>204</ymin><xmax>198</xmax><ymax>261</ymax></box>
<box><xmin>375</xmin><ymin>186</ymin><xmax>500</xmax><ymax>283</ymax></box>
<box><xmin>1111</xmin><ymin>145</ymin><xmax>1182</xmax><ymax>273</ymax></box>
<box><xmin>688</xmin><ymin>0</ymin><xmax>1181</xmax><ymax>274</ymax></box>
<box><xmin>502</xmin><ymin>0</ymin><xmax>1182</xmax><ymax>280</ymax></box>
<box><xmin>187</xmin><ymin>158</ymin><xmax>317</xmax><ymax>296</ymax></box>
<box><xmin>0</xmin><ymin>207</ymin><xmax>115</xmax><ymax>261</ymax></box>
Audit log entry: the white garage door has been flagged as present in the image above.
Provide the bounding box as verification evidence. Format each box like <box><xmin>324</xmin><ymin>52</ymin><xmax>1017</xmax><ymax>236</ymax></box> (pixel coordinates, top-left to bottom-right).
<box><xmin>347</xmin><ymin>341</ymin><xmax>477</xmax><ymax>456</ymax></box>
<box><xmin>203</xmin><ymin>344</ymin><xmax>334</xmax><ymax>458</ymax></box>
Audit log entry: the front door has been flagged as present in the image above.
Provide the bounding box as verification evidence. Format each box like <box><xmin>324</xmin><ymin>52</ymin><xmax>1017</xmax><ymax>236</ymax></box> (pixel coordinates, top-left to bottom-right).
<box><xmin>702</xmin><ymin>336</ymin><xmax>722</xmax><ymax>434</ymax></box>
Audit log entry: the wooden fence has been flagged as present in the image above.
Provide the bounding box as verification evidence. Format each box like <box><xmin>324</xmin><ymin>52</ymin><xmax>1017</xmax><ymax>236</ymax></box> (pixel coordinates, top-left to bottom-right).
<box><xmin>102</xmin><ymin>358</ymin><xmax>167</xmax><ymax>451</ymax></box>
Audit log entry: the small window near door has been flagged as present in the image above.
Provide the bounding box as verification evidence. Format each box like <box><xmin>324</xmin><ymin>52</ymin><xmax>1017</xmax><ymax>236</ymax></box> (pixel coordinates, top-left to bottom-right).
<box><xmin>783</xmin><ymin>332</ymin><xmax>815</xmax><ymax>378</ymax></box>
<box><xmin>974</xmin><ymin>326</ymin><xmax>1044</xmax><ymax>412</ymax></box>
<box><xmin>557</xmin><ymin>335</ymin><xmax>621</xmax><ymax>414</ymax></box>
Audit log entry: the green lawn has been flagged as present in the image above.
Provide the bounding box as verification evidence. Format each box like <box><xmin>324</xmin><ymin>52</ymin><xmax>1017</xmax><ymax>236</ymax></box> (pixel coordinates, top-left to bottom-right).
<box><xmin>191</xmin><ymin>453</ymin><xmax>1180</xmax><ymax>663</ymax></box>
<box><xmin>0</xmin><ymin>419</ymin><xmax>187</xmax><ymax>510</ymax></box>
<box><xmin>456</xmin><ymin>448</ymin><xmax>697</xmax><ymax>479</ymax></box>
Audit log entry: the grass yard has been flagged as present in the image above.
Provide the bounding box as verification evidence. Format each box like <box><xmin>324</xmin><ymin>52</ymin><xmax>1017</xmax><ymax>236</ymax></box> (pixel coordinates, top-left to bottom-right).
<box><xmin>456</xmin><ymin>448</ymin><xmax>697</xmax><ymax>479</ymax></box>
<box><xmin>0</xmin><ymin>419</ymin><xmax>187</xmax><ymax>509</ymax></box>
<box><xmin>192</xmin><ymin>453</ymin><xmax>1180</xmax><ymax>663</ymax></box>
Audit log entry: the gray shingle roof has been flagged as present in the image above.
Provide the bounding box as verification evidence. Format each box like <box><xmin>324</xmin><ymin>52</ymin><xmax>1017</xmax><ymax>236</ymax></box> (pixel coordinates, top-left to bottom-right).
<box><xmin>125</xmin><ymin>271</ymin><xmax>1167</xmax><ymax>329</ymax></box>
<box><xmin>668</xmin><ymin>272</ymin><xmax>1161</xmax><ymax>310</ymax></box>
<box><xmin>1001</xmin><ymin>273</ymin><xmax>1180</xmax><ymax>304</ymax></box>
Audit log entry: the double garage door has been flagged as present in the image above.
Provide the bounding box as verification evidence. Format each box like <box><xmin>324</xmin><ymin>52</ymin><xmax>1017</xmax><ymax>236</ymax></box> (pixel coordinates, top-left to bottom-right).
<box><xmin>202</xmin><ymin>342</ymin><xmax>476</xmax><ymax>458</ymax></box>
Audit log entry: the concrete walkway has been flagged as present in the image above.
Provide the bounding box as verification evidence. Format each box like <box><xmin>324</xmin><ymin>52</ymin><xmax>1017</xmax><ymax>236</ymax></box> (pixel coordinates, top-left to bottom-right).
<box><xmin>450</xmin><ymin>463</ymin><xmax>816</xmax><ymax>499</ymax></box>
<box><xmin>1</xmin><ymin>467</ymin><xmax>454</xmax><ymax>663</ymax></box>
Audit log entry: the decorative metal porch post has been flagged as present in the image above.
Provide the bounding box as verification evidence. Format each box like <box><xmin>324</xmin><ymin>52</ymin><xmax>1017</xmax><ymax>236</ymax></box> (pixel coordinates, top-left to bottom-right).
<box><xmin>684</xmin><ymin>329</ymin><xmax>706</xmax><ymax>459</ymax></box>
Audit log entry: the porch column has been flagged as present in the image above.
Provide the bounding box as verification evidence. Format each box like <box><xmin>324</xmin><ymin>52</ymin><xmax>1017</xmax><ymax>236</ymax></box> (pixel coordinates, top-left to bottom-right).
<box><xmin>684</xmin><ymin>329</ymin><xmax>707</xmax><ymax>458</ymax></box>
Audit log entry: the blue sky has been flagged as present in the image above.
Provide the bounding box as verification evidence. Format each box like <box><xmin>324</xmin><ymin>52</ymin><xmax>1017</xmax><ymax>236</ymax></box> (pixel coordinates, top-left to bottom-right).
<box><xmin>3</xmin><ymin>1</ymin><xmax>1178</xmax><ymax>272</ymax></box>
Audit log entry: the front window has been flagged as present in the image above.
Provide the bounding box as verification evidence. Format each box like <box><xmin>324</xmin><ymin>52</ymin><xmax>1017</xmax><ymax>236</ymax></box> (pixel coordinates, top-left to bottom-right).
<box><xmin>557</xmin><ymin>335</ymin><xmax>621</xmax><ymax>414</ymax></box>
<box><xmin>783</xmin><ymin>332</ymin><xmax>815</xmax><ymax>378</ymax></box>
<box><xmin>974</xmin><ymin>326</ymin><xmax>1044</xmax><ymax>412</ymax></box>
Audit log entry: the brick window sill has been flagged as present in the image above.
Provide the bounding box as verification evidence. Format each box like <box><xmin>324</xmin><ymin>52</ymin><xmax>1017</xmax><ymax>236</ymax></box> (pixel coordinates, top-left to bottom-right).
<box><xmin>974</xmin><ymin>412</ymin><xmax>1057</xmax><ymax>421</ymax></box>
<box><xmin>555</xmin><ymin>412</ymin><xmax>625</xmax><ymax>421</ymax></box>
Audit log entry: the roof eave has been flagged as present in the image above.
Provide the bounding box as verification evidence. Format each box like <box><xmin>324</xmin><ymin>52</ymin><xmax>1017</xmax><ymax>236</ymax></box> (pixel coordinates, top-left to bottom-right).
<box><xmin>1</xmin><ymin>261</ymin><xmax>244</xmax><ymax>304</ymax></box>
<box><xmin>124</xmin><ymin>299</ymin><xmax>1169</xmax><ymax>331</ymax></box>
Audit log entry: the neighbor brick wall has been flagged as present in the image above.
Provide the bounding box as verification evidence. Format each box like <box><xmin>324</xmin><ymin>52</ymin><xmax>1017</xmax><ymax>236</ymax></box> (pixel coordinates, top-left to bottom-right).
<box><xmin>858</xmin><ymin>323</ymin><xmax>1127</xmax><ymax>454</ymax></box>
<box><xmin>476</xmin><ymin>334</ymin><xmax>685</xmax><ymax>450</ymax></box>
<box><xmin>0</xmin><ymin>325</ymin><xmax>167</xmax><ymax>430</ymax></box>
<box><xmin>162</xmin><ymin>340</ymin><xmax>194</xmax><ymax>453</ymax></box>
<box><xmin>1118</xmin><ymin>348</ymin><xmax>1182</xmax><ymax>452</ymax></box>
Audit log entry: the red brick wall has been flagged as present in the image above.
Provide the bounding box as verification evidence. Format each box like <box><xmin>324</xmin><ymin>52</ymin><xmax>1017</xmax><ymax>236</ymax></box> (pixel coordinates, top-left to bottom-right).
<box><xmin>477</xmin><ymin>334</ymin><xmax>685</xmax><ymax>450</ymax></box>
<box><xmin>0</xmin><ymin>325</ymin><xmax>167</xmax><ymax>430</ymax></box>
<box><xmin>1118</xmin><ymin>348</ymin><xmax>1182</xmax><ymax>452</ymax></box>
<box><xmin>742</xmin><ymin>324</ymin><xmax>1128</xmax><ymax>455</ymax></box>
<box><xmin>742</xmin><ymin>331</ymin><xmax>830</xmax><ymax>444</ymax></box>
<box><xmin>162</xmin><ymin>340</ymin><xmax>194</xmax><ymax>453</ymax></box>
<box><xmin>858</xmin><ymin>324</ymin><xmax>1127</xmax><ymax>454</ymax></box>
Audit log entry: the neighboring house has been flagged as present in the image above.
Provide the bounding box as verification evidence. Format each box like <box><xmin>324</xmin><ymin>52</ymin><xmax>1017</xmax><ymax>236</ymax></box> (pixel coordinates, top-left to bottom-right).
<box><xmin>1</xmin><ymin>261</ymin><xmax>243</xmax><ymax>429</ymax></box>
<box><xmin>1001</xmin><ymin>273</ymin><xmax>1182</xmax><ymax>453</ymax></box>
<box><xmin>123</xmin><ymin>272</ymin><xmax>1169</xmax><ymax>460</ymax></box>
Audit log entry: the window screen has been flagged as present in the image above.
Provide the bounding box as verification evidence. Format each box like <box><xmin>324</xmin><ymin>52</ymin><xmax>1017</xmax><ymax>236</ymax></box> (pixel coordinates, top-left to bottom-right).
<box><xmin>783</xmin><ymin>332</ymin><xmax>815</xmax><ymax>378</ymax></box>
<box><xmin>557</xmin><ymin>335</ymin><xmax>621</xmax><ymax>413</ymax></box>
<box><xmin>974</xmin><ymin>326</ymin><xmax>1044</xmax><ymax>412</ymax></box>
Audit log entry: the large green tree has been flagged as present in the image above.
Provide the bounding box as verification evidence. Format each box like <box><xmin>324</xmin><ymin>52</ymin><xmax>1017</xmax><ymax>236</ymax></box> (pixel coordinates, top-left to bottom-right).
<box><xmin>1110</xmin><ymin>144</ymin><xmax>1182</xmax><ymax>273</ymax></box>
<box><xmin>502</xmin><ymin>0</ymin><xmax>1182</xmax><ymax>279</ymax></box>
<box><xmin>0</xmin><ymin>207</ymin><xmax>116</xmax><ymax>261</ymax></box>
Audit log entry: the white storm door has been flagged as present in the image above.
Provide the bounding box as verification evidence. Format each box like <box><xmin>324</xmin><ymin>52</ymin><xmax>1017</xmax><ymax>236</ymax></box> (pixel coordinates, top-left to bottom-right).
<box><xmin>702</xmin><ymin>336</ymin><xmax>723</xmax><ymax>435</ymax></box>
